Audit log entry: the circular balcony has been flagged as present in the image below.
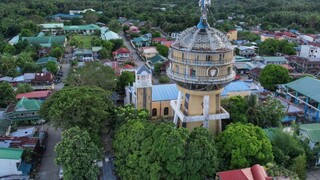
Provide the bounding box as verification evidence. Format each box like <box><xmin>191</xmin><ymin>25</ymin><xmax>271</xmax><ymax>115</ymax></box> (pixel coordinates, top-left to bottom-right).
<box><xmin>168</xmin><ymin>55</ymin><xmax>235</xmax><ymax>67</ymax></box>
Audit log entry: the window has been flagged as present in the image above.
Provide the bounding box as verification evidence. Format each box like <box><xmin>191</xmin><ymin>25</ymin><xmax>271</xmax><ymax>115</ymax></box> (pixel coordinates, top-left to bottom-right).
<box><xmin>182</xmin><ymin>122</ymin><xmax>187</xmax><ymax>128</ymax></box>
<box><xmin>206</xmin><ymin>55</ymin><xmax>211</xmax><ymax>61</ymax></box>
<box><xmin>190</xmin><ymin>69</ymin><xmax>196</xmax><ymax>77</ymax></box>
<box><xmin>152</xmin><ymin>108</ymin><xmax>157</xmax><ymax>116</ymax></box>
<box><xmin>228</xmin><ymin>67</ymin><xmax>231</xmax><ymax>75</ymax></box>
<box><xmin>182</xmin><ymin>53</ymin><xmax>184</xmax><ymax>60</ymax></box>
<box><xmin>20</xmin><ymin>114</ymin><xmax>24</xmax><ymax>117</ymax></box>
<box><xmin>175</xmin><ymin>65</ymin><xmax>179</xmax><ymax>73</ymax></box>
<box><xmin>164</xmin><ymin>107</ymin><xmax>169</xmax><ymax>115</ymax></box>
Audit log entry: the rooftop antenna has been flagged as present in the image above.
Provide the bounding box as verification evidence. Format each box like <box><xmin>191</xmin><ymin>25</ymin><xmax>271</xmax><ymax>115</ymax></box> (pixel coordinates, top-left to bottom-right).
<box><xmin>197</xmin><ymin>0</ymin><xmax>211</xmax><ymax>29</ymax></box>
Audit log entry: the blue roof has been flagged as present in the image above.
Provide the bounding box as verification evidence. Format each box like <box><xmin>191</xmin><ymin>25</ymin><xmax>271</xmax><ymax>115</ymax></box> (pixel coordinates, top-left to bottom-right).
<box><xmin>152</xmin><ymin>84</ymin><xmax>178</xmax><ymax>101</ymax></box>
<box><xmin>221</xmin><ymin>81</ymin><xmax>250</xmax><ymax>96</ymax></box>
<box><xmin>18</xmin><ymin>162</ymin><xmax>32</xmax><ymax>175</ymax></box>
<box><xmin>49</xmin><ymin>13</ymin><xmax>82</xmax><ymax>19</ymax></box>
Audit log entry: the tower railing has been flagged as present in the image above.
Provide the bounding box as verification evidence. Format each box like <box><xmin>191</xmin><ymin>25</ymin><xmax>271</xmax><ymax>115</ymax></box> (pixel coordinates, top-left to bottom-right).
<box><xmin>169</xmin><ymin>56</ymin><xmax>234</xmax><ymax>66</ymax></box>
<box><xmin>166</xmin><ymin>68</ymin><xmax>235</xmax><ymax>84</ymax></box>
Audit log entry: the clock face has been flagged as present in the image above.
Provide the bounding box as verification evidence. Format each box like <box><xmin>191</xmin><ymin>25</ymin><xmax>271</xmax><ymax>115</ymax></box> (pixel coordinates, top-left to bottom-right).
<box><xmin>207</xmin><ymin>66</ymin><xmax>218</xmax><ymax>77</ymax></box>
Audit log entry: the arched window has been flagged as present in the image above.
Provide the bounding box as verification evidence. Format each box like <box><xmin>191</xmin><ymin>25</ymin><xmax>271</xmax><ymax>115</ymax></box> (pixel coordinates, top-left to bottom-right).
<box><xmin>164</xmin><ymin>107</ymin><xmax>169</xmax><ymax>115</ymax></box>
<box><xmin>152</xmin><ymin>108</ymin><xmax>157</xmax><ymax>116</ymax></box>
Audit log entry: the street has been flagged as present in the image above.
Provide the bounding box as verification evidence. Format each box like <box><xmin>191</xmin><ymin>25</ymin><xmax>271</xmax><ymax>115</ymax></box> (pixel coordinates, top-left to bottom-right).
<box><xmin>119</xmin><ymin>32</ymin><xmax>145</xmax><ymax>67</ymax></box>
<box><xmin>37</xmin><ymin>125</ymin><xmax>62</xmax><ymax>180</ymax></box>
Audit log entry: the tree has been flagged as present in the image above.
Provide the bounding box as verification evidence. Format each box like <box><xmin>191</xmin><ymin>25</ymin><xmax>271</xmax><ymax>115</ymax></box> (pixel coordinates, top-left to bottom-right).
<box><xmin>20</xmin><ymin>29</ymin><xmax>33</xmax><ymax>37</ymax></box>
<box><xmin>0</xmin><ymin>82</ymin><xmax>15</xmax><ymax>108</ymax></box>
<box><xmin>46</xmin><ymin>61</ymin><xmax>59</xmax><ymax>74</ymax></box>
<box><xmin>156</xmin><ymin>44</ymin><xmax>169</xmax><ymax>57</ymax></box>
<box><xmin>117</xmin><ymin>71</ymin><xmax>134</xmax><ymax>93</ymax></box>
<box><xmin>16</xmin><ymin>83</ymin><xmax>33</xmax><ymax>94</ymax></box>
<box><xmin>39</xmin><ymin>86</ymin><xmax>113</xmax><ymax>140</ymax></box>
<box><xmin>55</xmin><ymin>127</ymin><xmax>101</xmax><ymax>180</ymax></box>
<box><xmin>110</xmin><ymin>39</ymin><xmax>123</xmax><ymax>51</ymax></box>
<box><xmin>259</xmin><ymin>64</ymin><xmax>290</xmax><ymax>91</ymax></box>
<box><xmin>111</xmin><ymin>105</ymin><xmax>149</xmax><ymax>129</ymax></box>
<box><xmin>3</xmin><ymin>44</ymin><xmax>16</xmax><ymax>54</ymax></box>
<box><xmin>216</xmin><ymin>123</ymin><xmax>274</xmax><ymax>169</ymax></box>
<box><xmin>98</xmin><ymin>48</ymin><xmax>109</xmax><ymax>59</ymax></box>
<box><xmin>65</xmin><ymin>62</ymin><xmax>117</xmax><ymax>91</ymax></box>
<box><xmin>152</xmin><ymin>31</ymin><xmax>161</xmax><ymax>38</ymax></box>
<box><xmin>159</xmin><ymin>75</ymin><xmax>170</xmax><ymax>83</ymax></box>
<box><xmin>83</xmin><ymin>11</ymin><xmax>99</xmax><ymax>24</ymax></box>
<box><xmin>50</xmin><ymin>47</ymin><xmax>64</xmax><ymax>59</ymax></box>
<box><xmin>108</xmin><ymin>19</ymin><xmax>122</xmax><ymax>32</ymax></box>
<box><xmin>221</xmin><ymin>95</ymin><xmax>248</xmax><ymax>124</ymax></box>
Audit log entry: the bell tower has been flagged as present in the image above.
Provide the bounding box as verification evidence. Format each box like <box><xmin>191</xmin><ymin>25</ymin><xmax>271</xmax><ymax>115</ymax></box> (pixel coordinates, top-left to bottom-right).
<box><xmin>133</xmin><ymin>65</ymin><xmax>152</xmax><ymax>113</ymax></box>
<box><xmin>167</xmin><ymin>0</ymin><xmax>235</xmax><ymax>134</ymax></box>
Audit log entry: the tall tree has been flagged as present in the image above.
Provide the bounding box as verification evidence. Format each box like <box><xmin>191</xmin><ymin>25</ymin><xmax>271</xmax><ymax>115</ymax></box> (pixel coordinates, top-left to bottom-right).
<box><xmin>0</xmin><ymin>82</ymin><xmax>15</xmax><ymax>108</ymax></box>
<box><xmin>117</xmin><ymin>71</ymin><xmax>135</xmax><ymax>93</ymax></box>
<box><xmin>55</xmin><ymin>127</ymin><xmax>101</xmax><ymax>180</ymax></box>
<box><xmin>45</xmin><ymin>61</ymin><xmax>59</xmax><ymax>75</ymax></box>
<box><xmin>259</xmin><ymin>64</ymin><xmax>291</xmax><ymax>91</ymax></box>
<box><xmin>16</xmin><ymin>83</ymin><xmax>33</xmax><ymax>94</ymax></box>
<box><xmin>65</xmin><ymin>62</ymin><xmax>117</xmax><ymax>91</ymax></box>
<box><xmin>221</xmin><ymin>95</ymin><xmax>248</xmax><ymax>124</ymax></box>
<box><xmin>216</xmin><ymin>123</ymin><xmax>274</xmax><ymax>169</ymax></box>
<box><xmin>50</xmin><ymin>47</ymin><xmax>64</xmax><ymax>60</ymax></box>
<box><xmin>39</xmin><ymin>86</ymin><xmax>113</xmax><ymax>141</ymax></box>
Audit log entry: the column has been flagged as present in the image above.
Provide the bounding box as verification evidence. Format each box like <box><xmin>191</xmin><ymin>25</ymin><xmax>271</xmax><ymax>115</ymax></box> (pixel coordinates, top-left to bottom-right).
<box><xmin>304</xmin><ymin>97</ymin><xmax>309</xmax><ymax>114</ymax></box>
<box><xmin>317</xmin><ymin>104</ymin><xmax>320</xmax><ymax>122</ymax></box>
<box><xmin>202</xmin><ymin>95</ymin><xmax>209</xmax><ymax>128</ymax></box>
<box><xmin>294</xmin><ymin>91</ymin><xmax>299</xmax><ymax>104</ymax></box>
<box><xmin>173</xmin><ymin>91</ymin><xmax>182</xmax><ymax>125</ymax></box>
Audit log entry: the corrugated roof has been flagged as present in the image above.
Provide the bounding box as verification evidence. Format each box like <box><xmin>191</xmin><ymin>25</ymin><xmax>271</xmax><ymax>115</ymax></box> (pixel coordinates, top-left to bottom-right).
<box><xmin>152</xmin><ymin>84</ymin><xmax>178</xmax><ymax>101</ymax></box>
<box><xmin>263</xmin><ymin>56</ymin><xmax>288</xmax><ymax>62</ymax></box>
<box><xmin>300</xmin><ymin>123</ymin><xmax>320</xmax><ymax>143</ymax></box>
<box><xmin>15</xmin><ymin>97</ymin><xmax>43</xmax><ymax>111</ymax></box>
<box><xmin>222</xmin><ymin>81</ymin><xmax>250</xmax><ymax>96</ymax></box>
<box><xmin>137</xmin><ymin>65</ymin><xmax>151</xmax><ymax>74</ymax></box>
<box><xmin>285</xmin><ymin>77</ymin><xmax>320</xmax><ymax>102</ymax></box>
<box><xmin>22</xmin><ymin>36</ymin><xmax>66</xmax><ymax>46</ymax></box>
<box><xmin>0</xmin><ymin>148</ymin><xmax>23</xmax><ymax>160</ymax></box>
<box><xmin>64</xmin><ymin>24</ymin><xmax>100</xmax><ymax>31</ymax></box>
<box><xmin>16</xmin><ymin>90</ymin><xmax>51</xmax><ymax>99</ymax></box>
<box><xmin>102</xmin><ymin>31</ymin><xmax>121</xmax><ymax>40</ymax></box>
<box><xmin>148</xmin><ymin>54</ymin><xmax>167</xmax><ymax>64</ymax></box>
<box><xmin>36</xmin><ymin>56</ymin><xmax>58</xmax><ymax>65</ymax></box>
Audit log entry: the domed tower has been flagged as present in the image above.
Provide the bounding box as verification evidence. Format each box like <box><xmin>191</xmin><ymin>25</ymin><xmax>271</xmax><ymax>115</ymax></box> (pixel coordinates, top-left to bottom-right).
<box><xmin>167</xmin><ymin>0</ymin><xmax>235</xmax><ymax>134</ymax></box>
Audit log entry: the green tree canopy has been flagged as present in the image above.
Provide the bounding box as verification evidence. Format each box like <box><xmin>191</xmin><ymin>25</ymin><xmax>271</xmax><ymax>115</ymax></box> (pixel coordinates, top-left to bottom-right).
<box><xmin>20</xmin><ymin>29</ymin><xmax>33</xmax><ymax>37</ymax></box>
<box><xmin>156</xmin><ymin>44</ymin><xmax>169</xmax><ymax>57</ymax></box>
<box><xmin>259</xmin><ymin>64</ymin><xmax>291</xmax><ymax>91</ymax></box>
<box><xmin>83</xmin><ymin>11</ymin><xmax>99</xmax><ymax>24</ymax></box>
<box><xmin>117</xmin><ymin>71</ymin><xmax>134</xmax><ymax>93</ymax></box>
<box><xmin>16</xmin><ymin>83</ymin><xmax>33</xmax><ymax>94</ymax></box>
<box><xmin>39</xmin><ymin>86</ymin><xmax>113</xmax><ymax>139</ymax></box>
<box><xmin>65</xmin><ymin>62</ymin><xmax>117</xmax><ymax>91</ymax></box>
<box><xmin>98</xmin><ymin>48</ymin><xmax>110</xmax><ymax>59</ymax></box>
<box><xmin>45</xmin><ymin>61</ymin><xmax>59</xmax><ymax>75</ymax></box>
<box><xmin>216</xmin><ymin>123</ymin><xmax>274</xmax><ymax>169</ymax></box>
<box><xmin>50</xmin><ymin>47</ymin><xmax>64</xmax><ymax>59</ymax></box>
<box><xmin>0</xmin><ymin>82</ymin><xmax>15</xmax><ymax>108</ymax></box>
<box><xmin>221</xmin><ymin>95</ymin><xmax>248</xmax><ymax>124</ymax></box>
<box><xmin>55</xmin><ymin>126</ymin><xmax>102</xmax><ymax>180</ymax></box>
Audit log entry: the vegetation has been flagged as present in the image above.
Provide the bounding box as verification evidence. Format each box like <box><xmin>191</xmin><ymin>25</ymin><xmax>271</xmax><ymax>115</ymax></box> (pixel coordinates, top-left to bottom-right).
<box><xmin>65</xmin><ymin>62</ymin><xmax>117</xmax><ymax>91</ymax></box>
<box><xmin>159</xmin><ymin>75</ymin><xmax>170</xmax><ymax>83</ymax></box>
<box><xmin>216</xmin><ymin>123</ymin><xmax>274</xmax><ymax>170</ymax></box>
<box><xmin>45</xmin><ymin>61</ymin><xmax>59</xmax><ymax>74</ymax></box>
<box><xmin>259</xmin><ymin>64</ymin><xmax>291</xmax><ymax>91</ymax></box>
<box><xmin>259</xmin><ymin>39</ymin><xmax>296</xmax><ymax>56</ymax></box>
<box><xmin>55</xmin><ymin>127</ymin><xmax>102</xmax><ymax>180</ymax></box>
<box><xmin>0</xmin><ymin>82</ymin><xmax>15</xmax><ymax>108</ymax></box>
<box><xmin>117</xmin><ymin>71</ymin><xmax>135</xmax><ymax>93</ymax></box>
<box><xmin>16</xmin><ymin>83</ymin><xmax>34</xmax><ymax>94</ymax></box>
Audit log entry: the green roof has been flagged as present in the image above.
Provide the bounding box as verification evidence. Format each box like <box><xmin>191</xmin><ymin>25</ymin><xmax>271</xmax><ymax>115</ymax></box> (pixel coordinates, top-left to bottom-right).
<box><xmin>263</xmin><ymin>128</ymin><xmax>278</xmax><ymax>141</ymax></box>
<box><xmin>132</xmin><ymin>37</ymin><xmax>149</xmax><ymax>43</ymax></box>
<box><xmin>22</xmin><ymin>36</ymin><xmax>66</xmax><ymax>47</ymax></box>
<box><xmin>0</xmin><ymin>148</ymin><xmax>23</xmax><ymax>160</ymax></box>
<box><xmin>263</xmin><ymin>56</ymin><xmax>288</xmax><ymax>62</ymax></box>
<box><xmin>285</xmin><ymin>77</ymin><xmax>320</xmax><ymax>103</ymax></box>
<box><xmin>15</xmin><ymin>97</ymin><xmax>43</xmax><ymax>111</ymax></box>
<box><xmin>299</xmin><ymin>123</ymin><xmax>320</xmax><ymax>143</ymax></box>
<box><xmin>36</xmin><ymin>56</ymin><xmax>58</xmax><ymax>65</ymax></box>
<box><xmin>64</xmin><ymin>24</ymin><xmax>100</xmax><ymax>31</ymax></box>
<box><xmin>148</xmin><ymin>54</ymin><xmax>166</xmax><ymax>64</ymax></box>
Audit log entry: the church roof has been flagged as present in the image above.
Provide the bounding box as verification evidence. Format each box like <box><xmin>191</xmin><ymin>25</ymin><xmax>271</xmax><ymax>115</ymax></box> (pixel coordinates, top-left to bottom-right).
<box><xmin>152</xmin><ymin>84</ymin><xmax>178</xmax><ymax>101</ymax></box>
<box><xmin>137</xmin><ymin>65</ymin><xmax>151</xmax><ymax>75</ymax></box>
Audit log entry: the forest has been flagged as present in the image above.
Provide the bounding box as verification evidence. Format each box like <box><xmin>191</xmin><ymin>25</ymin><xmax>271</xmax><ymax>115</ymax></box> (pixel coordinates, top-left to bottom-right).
<box><xmin>1</xmin><ymin>0</ymin><xmax>320</xmax><ymax>40</ymax></box>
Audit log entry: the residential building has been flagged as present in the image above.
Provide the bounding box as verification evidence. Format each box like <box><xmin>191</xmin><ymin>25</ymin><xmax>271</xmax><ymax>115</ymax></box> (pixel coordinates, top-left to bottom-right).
<box><xmin>69</xmin><ymin>8</ymin><xmax>95</xmax><ymax>15</ymax></box>
<box><xmin>226</xmin><ymin>30</ymin><xmax>237</xmax><ymax>41</ymax></box>
<box><xmin>286</xmin><ymin>55</ymin><xmax>320</xmax><ymax>74</ymax></box>
<box><xmin>112</xmin><ymin>48</ymin><xmax>131</xmax><ymax>62</ymax></box>
<box><xmin>0</xmin><ymin>76</ymin><xmax>13</xmax><ymax>83</ymax></box>
<box><xmin>47</xmin><ymin>13</ymin><xmax>82</xmax><ymax>21</ymax></box>
<box><xmin>300</xmin><ymin>45</ymin><xmax>320</xmax><ymax>58</ymax></box>
<box><xmin>138</xmin><ymin>47</ymin><xmax>158</xmax><ymax>59</ymax></box>
<box><xmin>0</xmin><ymin>148</ymin><xmax>25</xmax><ymax>178</ymax></box>
<box><xmin>261</xmin><ymin>56</ymin><xmax>288</xmax><ymax>65</ymax></box>
<box><xmin>127</xmin><ymin>26</ymin><xmax>140</xmax><ymax>33</ymax></box>
<box><xmin>131</xmin><ymin>37</ymin><xmax>150</xmax><ymax>47</ymax></box>
<box><xmin>277</xmin><ymin>96</ymin><xmax>304</xmax><ymax>123</ymax></box>
<box><xmin>299</xmin><ymin>123</ymin><xmax>320</xmax><ymax>150</ymax></box>
<box><xmin>261</xmin><ymin>34</ymin><xmax>275</xmax><ymax>42</ymax></box>
<box><xmin>4</xmin><ymin>97</ymin><xmax>43</xmax><ymax>122</ymax></box>
<box><xmin>39</xmin><ymin>23</ymin><xmax>64</xmax><ymax>36</ymax></box>
<box><xmin>233</xmin><ymin>62</ymin><xmax>257</xmax><ymax>74</ymax></box>
<box><xmin>10</xmin><ymin>127</ymin><xmax>36</xmax><ymax>138</ymax></box>
<box><xmin>64</xmin><ymin>24</ymin><xmax>100</xmax><ymax>35</ymax></box>
<box><xmin>101</xmin><ymin>28</ymin><xmax>121</xmax><ymax>40</ymax></box>
<box><xmin>217</xmin><ymin>164</ymin><xmax>272</xmax><ymax>180</ymax></box>
<box><xmin>73</xmin><ymin>49</ymin><xmax>94</xmax><ymax>61</ymax></box>
<box><xmin>299</xmin><ymin>34</ymin><xmax>314</xmax><ymax>42</ymax></box>
<box><xmin>0</xmin><ymin>114</ymin><xmax>11</xmax><ymax>136</ymax></box>
<box><xmin>146</xmin><ymin>54</ymin><xmax>168</xmax><ymax>70</ymax></box>
<box><xmin>36</xmin><ymin>56</ymin><xmax>58</xmax><ymax>66</ymax></box>
<box><xmin>31</xmin><ymin>73</ymin><xmax>54</xmax><ymax>88</ymax></box>
<box><xmin>22</xmin><ymin>36</ymin><xmax>67</xmax><ymax>48</ymax></box>
<box><xmin>238</xmin><ymin>46</ymin><xmax>255</xmax><ymax>57</ymax></box>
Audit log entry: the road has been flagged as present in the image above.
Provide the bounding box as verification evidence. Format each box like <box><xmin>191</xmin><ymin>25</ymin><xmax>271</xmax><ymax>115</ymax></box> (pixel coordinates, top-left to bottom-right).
<box><xmin>37</xmin><ymin>125</ymin><xmax>62</xmax><ymax>180</ymax></box>
<box><xmin>119</xmin><ymin>32</ymin><xmax>145</xmax><ymax>67</ymax></box>
<box><xmin>54</xmin><ymin>59</ymin><xmax>71</xmax><ymax>91</ymax></box>
<box><xmin>102</xmin><ymin>157</ymin><xmax>117</xmax><ymax>180</ymax></box>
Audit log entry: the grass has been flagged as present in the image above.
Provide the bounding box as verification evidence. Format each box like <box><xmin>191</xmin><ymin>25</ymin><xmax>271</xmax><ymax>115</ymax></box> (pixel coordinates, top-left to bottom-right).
<box><xmin>73</xmin><ymin>35</ymin><xmax>94</xmax><ymax>49</ymax></box>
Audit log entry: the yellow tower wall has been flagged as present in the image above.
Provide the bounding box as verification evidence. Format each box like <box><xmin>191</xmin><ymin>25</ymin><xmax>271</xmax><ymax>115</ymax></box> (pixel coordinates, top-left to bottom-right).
<box><xmin>136</xmin><ymin>87</ymin><xmax>152</xmax><ymax>114</ymax></box>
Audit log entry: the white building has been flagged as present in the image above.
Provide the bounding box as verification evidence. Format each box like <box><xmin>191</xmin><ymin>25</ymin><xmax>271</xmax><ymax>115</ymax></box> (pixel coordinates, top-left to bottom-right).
<box><xmin>300</xmin><ymin>45</ymin><xmax>320</xmax><ymax>58</ymax></box>
<box><xmin>299</xmin><ymin>34</ymin><xmax>314</xmax><ymax>42</ymax></box>
<box><xmin>39</xmin><ymin>23</ymin><xmax>64</xmax><ymax>36</ymax></box>
<box><xmin>238</xmin><ymin>46</ymin><xmax>255</xmax><ymax>58</ymax></box>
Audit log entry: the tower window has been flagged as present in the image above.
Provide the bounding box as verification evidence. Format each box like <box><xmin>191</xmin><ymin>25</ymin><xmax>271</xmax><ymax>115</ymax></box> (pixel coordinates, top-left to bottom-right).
<box><xmin>175</xmin><ymin>65</ymin><xmax>179</xmax><ymax>73</ymax></box>
<box><xmin>182</xmin><ymin>53</ymin><xmax>184</xmax><ymax>60</ymax></box>
<box><xmin>152</xmin><ymin>108</ymin><xmax>157</xmax><ymax>116</ymax></box>
<box><xmin>206</xmin><ymin>55</ymin><xmax>211</xmax><ymax>61</ymax></box>
<box><xmin>228</xmin><ymin>67</ymin><xmax>231</xmax><ymax>75</ymax></box>
<box><xmin>190</xmin><ymin>69</ymin><xmax>196</xmax><ymax>77</ymax></box>
<box><xmin>164</xmin><ymin>107</ymin><xmax>169</xmax><ymax>115</ymax></box>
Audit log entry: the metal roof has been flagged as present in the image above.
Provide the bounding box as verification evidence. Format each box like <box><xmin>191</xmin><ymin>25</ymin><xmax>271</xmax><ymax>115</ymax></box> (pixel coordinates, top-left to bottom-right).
<box><xmin>0</xmin><ymin>148</ymin><xmax>23</xmax><ymax>160</ymax></box>
<box><xmin>285</xmin><ymin>77</ymin><xmax>320</xmax><ymax>102</ymax></box>
<box><xmin>299</xmin><ymin>123</ymin><xmax>320</xmax><ymax>143</ymax></box>
<box><xmin>152</xmin><ymin>84</ymin><xmax>178</xmax><ymax>101</ymax></box>
<box><xmin>221</xmin><ymin>81</ymin><xmax>250</xmax><ymax>96</ymax></box>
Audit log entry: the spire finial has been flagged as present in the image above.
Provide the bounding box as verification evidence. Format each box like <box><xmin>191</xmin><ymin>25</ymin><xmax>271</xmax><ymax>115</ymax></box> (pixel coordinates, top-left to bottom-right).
<box><xmin>197</xmin><ymin>0</ymin><xmax>211</xmax><ymax>29</ymax></box>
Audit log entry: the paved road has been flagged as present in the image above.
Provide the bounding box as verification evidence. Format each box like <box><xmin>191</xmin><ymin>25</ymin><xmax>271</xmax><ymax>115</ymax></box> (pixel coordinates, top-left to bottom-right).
<box><xmin>120</xmin><ymin>32</ymin><xmax>145</xmax><ymax>67</ymax></box>
<box><xmin>37</xmin><ymin>125</ymin><xmax>62</xmax><ymax>180</ymax></box>
<box><xmin>54</xmin><ymin>62</ymin><xmax>71</xmax><ymax>91</ymax></box>
<box><xmin>307</xmin><ymin>169</ymin><xmax>320</xmax><ymax>180</ymax></box>
<box><xmin>102</xmin><ymin>157</ymin><xmax>117</xmax><ymax>180</ymax></box>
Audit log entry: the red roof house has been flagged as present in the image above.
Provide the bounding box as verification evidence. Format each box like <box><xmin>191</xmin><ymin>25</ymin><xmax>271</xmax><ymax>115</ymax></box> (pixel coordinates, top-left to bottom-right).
<box><xmin>112</xmin><ymin>48</ymin><xmax>131</xmax><ymax>62</ymax></box>
<box><xmin>217</xmin><ymin>164</ymin><xmax>272</xmax><ymax>180</ymax></box>
<box><xmin>16</xmin><ymin>90</ymin><xmax>52</xmax><ymax>100</ymax></box>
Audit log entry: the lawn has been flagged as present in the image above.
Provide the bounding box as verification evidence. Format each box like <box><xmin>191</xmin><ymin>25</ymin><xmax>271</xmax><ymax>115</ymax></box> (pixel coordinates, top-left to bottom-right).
<box><xmin>73</xmin><ymin>35</ymin><xmax>95</xmax><ymax>49</ymax></box>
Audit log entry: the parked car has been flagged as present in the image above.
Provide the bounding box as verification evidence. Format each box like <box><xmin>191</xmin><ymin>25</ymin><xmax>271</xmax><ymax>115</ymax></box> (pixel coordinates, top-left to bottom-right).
<box><xmin>59</xmin><ymin>167</ymin><xmax>63</xmax><ymax>180</ymax></box>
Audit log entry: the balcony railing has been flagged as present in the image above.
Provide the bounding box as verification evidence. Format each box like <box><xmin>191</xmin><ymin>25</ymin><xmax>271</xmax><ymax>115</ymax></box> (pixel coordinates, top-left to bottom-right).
<box><xmin>166</xmin><ymin>69</ymin><xmax>235</xmax><ymax>84</ymax></box>
<box><xmin>169</xmin><ymin>55</ymin><xmax>234</xmax><ymax>66</ymax></box>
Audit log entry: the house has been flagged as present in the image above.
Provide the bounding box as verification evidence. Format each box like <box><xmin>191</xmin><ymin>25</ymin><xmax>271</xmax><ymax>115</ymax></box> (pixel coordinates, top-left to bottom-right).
<box><xmin>63</xmin><ymin>24</ymin><xmax>100</xmax><ymax>35</ymax></box>
<box><xmin>0</xmin><ymin>148</ymin><xmax>25</xmax><ymax>178</ymax></box>
<box><xmin>261</xmin><ymin>34</ymin><xmax>275</xmax><ymax>42</ymax></box>
<box><xmin>217</xmin><ymin>164</ymin><xmax>272</xmax><ymax>180</ymax></box>
<box><xmin>227</xmin><ymin>30</ymin><xmax>237</xmax><ymax>41</ymax></box>
<box><xmin>233</xmin><ymin>62</ymin><xmax>257</xmax><ymax>74</ymax></box>
<box><xmin>112</xmin><ymin>48</ymin><xmax>131</xmax><ymax>62</ymax></box>
<box><xmin>69</xmin><ymin>8</ymin><xmax>95</xmax><ymax>15</ymax></box>
<box><xmin>10</xmin><ymin>127</ymin><xmax>36</xmax><ymax>138</ymax></box>
<box><xmin>299</xmin><ymin>123</ymin><xmax>320</xmax><ymax>150</ymax></box>
<box><xmin>299</xmin><ymin>44</ymin><xmax>320</xmax><ymax>59</ymax></box>
<box><xmin>73</xmin><ymin>49</ymin><xmax>94</xmax><ymax>61</ymax></box>
<box><xmin>4</xmin><ymin>97</ymin><xmax>43</xmax><ymax>122</ymax></box>
<box><xmin>36</xmin><ymin>56</ymin><xmax>58</xmax><ymax>66</ymax></box>
<box><xmin>22</xmin><ymin>35</ymin><xmax>67</xmax><ymax>48</ymax></box>
<box><xmin>39</xmin><ymin>23</ymin><xmax>64</xmax><ymax>36</ymax></box>
<box><xmin>146</xmin><ymin>54</ymin><xmax>168</xmax><ymax>70</ymax></box>
<box><xmin>277</xmin><ymin>96</ymin><xmax>303</xmax><ymax>123</ymax></box>
<box><xmin>238</xmin><ymin>46</ymin><xmax>255</xmax><ymax>57</ymax></box>
<box><xmin>16</xmin><ymin>90</ymin><xmax>51</xmax><ymax>100</ymax></box>
<box><xmin>299</xmin><ymin>34</ymin><xmax>314</xmax><ymax>42</ymax></box>
<box><xmin>262</xmin><ymin>56</ymin><xmax>288</xmax><ymax>65</ymax></box>
<box><xmin>127</xmin><ymin>26</ymin><xmax>140</xmax><ymax>33</ymax></box>
<box><xmin>0</xmin><ymin>76</ymin><xmax>13</xmax><ymax>83</ymax></box>
<box><xmin>101</xmin><ymin>30</ymin><xmax>121</xmax><ymax>40</ymax></box>
<box><xmin>31</xmin><ymin>73</ymin><xmax>54</xmax><ymax>87</ymax></box>
<box><xmin>286</xmin><ymin>55</ymin><xmax>320</xmax><ymax>74</ymax></box>
<box><xmin>139</xmin><ymin>47</ymin><xmax>158</xmax><ymax>59</ymax></box>
<box><xmin>23</xmin><ymin>73</ymin><xmax>36</xmax><ymax>83</ymax></box>
<box><xmin>132</xmin><ymin>37</ymin><xmax>150</xmax><ymax>47</ymax></box>
<box><xmin>248</xmin><ymin>67</ymin><xmax>262</xmax><ymax>82</ymax></box>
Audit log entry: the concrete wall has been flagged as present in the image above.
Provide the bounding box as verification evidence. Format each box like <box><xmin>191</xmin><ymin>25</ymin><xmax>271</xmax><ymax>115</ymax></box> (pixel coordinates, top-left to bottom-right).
<box><xmin>151</xmin><ymin>100</ymin><xmax>173</xmax><ymax>118</ymax></box>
